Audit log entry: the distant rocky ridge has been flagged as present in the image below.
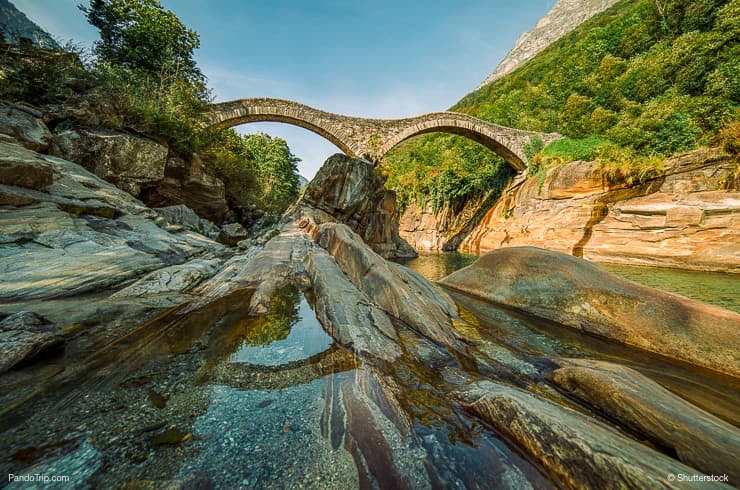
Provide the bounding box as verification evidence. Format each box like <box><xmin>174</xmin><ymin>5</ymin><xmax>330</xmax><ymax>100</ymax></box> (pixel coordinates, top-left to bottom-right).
<box><xmin>475</xmin><ymin>0</ymin><xmax>619</xmax><ymax>90</ymax></box>
<box><xmin>0</xmin><ymin>0</ymin><xmax>60</xmax><ymax>49</ymax></box>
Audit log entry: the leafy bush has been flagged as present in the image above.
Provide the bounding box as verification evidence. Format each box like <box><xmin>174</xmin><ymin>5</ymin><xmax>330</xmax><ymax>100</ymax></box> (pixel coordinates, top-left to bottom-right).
<box><xmin>92</xmin><ymin>63</ymin><xmax>207</xmax><ymax>157</ymax></box>
<box><xmin>384</xmin><ymin>134</ymin><xmax>514</xmax><ymax>211</ymax></box>
<box><xmin>204</xmin><ymin>130</ymin><xmax>300</xmax><ymax>218</ymax></box>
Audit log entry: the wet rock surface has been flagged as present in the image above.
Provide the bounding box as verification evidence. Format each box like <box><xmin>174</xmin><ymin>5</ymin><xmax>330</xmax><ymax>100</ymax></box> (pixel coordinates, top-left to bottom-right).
<box><xmin>455</xmin><ymin>380</ymin><xmax>727</xmax><ymax>489</ymax></box>
<box><xmin>440</xmin><ymin>246</ymin><xmax>740</xmax><ymax>377</ymax></box>
<box><xmin>0</xmin><ymin>311</ymin><xmax>64</xmax><ymax>373</ymax></box>
<box><xmin>551</xmin><ymin>358</ymin><xmax>740</xmax><ymax>481</ymax></box>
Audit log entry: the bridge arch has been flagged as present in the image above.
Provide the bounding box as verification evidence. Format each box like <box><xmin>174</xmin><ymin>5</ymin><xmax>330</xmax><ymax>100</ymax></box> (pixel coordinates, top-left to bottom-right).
<box><xmin>205</xmin><ymin>99</ymin><xmax>362</xmax><ymax>157</ymax></box>
<box><xmin>205</xmin><ymin>98</ymin><xmax>560</xmax><ymax>172</ymax></box>
<box><xmin>377</xmin><ymin>114</ymin><xmax>529</xmax><ymax>171</ymax></box>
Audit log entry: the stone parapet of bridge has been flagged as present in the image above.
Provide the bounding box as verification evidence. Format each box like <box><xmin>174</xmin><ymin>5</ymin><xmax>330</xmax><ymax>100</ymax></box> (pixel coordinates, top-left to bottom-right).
<box><xmin>205</xmin><ymin>98</ymin><xmax>561</xmax><ymax>171</ymax></box>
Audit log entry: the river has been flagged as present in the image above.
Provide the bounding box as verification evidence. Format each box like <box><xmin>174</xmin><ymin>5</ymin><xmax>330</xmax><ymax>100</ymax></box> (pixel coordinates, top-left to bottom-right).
<box><xmin>398</xmin><ymin>252</ymin><xmax>740</xmax><ymax>313</ymax></box>
<box><xmin>1</xmin><ymin>254</ymin><xmax>737</xmax><ymax>488</ymax></box>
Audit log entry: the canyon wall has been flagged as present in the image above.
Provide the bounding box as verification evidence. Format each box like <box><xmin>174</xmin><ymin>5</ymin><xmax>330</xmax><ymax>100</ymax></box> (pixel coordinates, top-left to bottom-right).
<box><xmin>399</xmin><ymin>149</ymin><xmax>738</xmax><ymax>273</ymax></box>
<box><xmin>457</xmin><ymin>149</ymin><xmax>738</xmax><ymax>272</ymax></box>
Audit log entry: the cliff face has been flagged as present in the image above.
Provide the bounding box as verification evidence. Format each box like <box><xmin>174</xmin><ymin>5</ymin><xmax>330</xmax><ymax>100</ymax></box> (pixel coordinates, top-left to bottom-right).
<box><xmin>475</xmin><ymin>0</ymin><xmax>619</xmax><ymax>90</ymax></box>
<box><xmin>0</xmin><ymin>0</ymin><xmax>59</xmax><ymax>48</ymax></box>
<box><xmin>457</xmin><ymin>149</ymin><xmax>739</xmax><ymax>273</ymax></box>
<box><xmin>398</xmin><ymin>191</ymin><xmax>497</xmax><ymax>252</ymax></box>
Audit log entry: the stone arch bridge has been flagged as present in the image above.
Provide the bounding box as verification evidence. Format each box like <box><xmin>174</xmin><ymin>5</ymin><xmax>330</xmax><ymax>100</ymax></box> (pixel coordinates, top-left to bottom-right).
<box><xmin>206</xmin><ymin>98</ymin><xmax>560</xmax><ymax>172</ymax></box>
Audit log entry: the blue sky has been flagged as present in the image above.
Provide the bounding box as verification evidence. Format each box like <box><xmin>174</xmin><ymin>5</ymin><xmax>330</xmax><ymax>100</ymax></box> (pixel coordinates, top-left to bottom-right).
<box><xmin>14</xmin><ymin>0</ymin><xmax>555</xmax><ymax>177</ymax></box>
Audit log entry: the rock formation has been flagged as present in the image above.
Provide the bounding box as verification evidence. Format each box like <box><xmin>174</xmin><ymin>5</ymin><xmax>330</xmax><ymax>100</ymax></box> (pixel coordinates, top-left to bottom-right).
<box><xmin>398</xmin><ymin>190</ymin><xmax>498</xmax><ymax>251</ymax></box>
<box><xmin>401</xmin><ymin>149</ymin><xmax>739</xmax><ymax>273</ymax></box>
<box><xmin>2</xmin><ymin>146</ymin><xmax>738</xmax><ymax>488</ymax></box>
<box><xmin>0</xmin><ymin>0</ymin><xmax>60</xmax><ymax>48</ymax></box>
<box><xmin>0</xmin><ymin>311</ymin><xmax>64</xmax><ymax>373</ymax></box>
<box><xmin>185</xmin><ymin>155</ymin><xmax>459</xmax><ymax>361</ymax></box>
<box><xmin>454</xmin><ymin>380</ymin><xmax>724</xmax><ymax>489</ymax></box>
<box><xmin>440</xmin><ymin>246</ymin><xmax>740</xmax><ymax>377</ymax></box>
<box><xmin>139</xmin><ymin>153</ymin><xmax>229</xmax><ymax>223</ymax></box>
<box><xmin>0</xmin><ymin>95</ymin><xmax>230</xmax><ymax>223</ymax></box>
<box><xmin>0</xmin><ymin>139</ymin><xmax>227</xmax><ymax>303</ymax></box>
<box><xmin>475</xmin><ymin>0</ymin><xmax>620</xmax><ymax>89</ymax></box>
<box><xmin>49</xmin><ymin>128</ymin><xmax>168</xmax><ymax>197</ymax></box>
<box><xmin>292</xmin><ymin>153</ymin><xmax>416</xmax><ymax>259</ymax></box>
<box><xmin>0</xmin><ymin>101</ymin><xmax>51</xmax><ymax>152</ymax></box>
<box><xmin>550</xmin><ymin>358</ymin><xmax>740</xmax><ymax>481</ymax></box>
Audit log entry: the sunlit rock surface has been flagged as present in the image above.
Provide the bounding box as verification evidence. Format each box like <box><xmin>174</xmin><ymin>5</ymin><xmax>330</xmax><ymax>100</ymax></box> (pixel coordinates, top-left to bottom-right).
<box><xmin>440</xmin><ymin>246</ymin><xmax>740</xmax><ymax>377</ymax></box>
<box><xmin>295</xmin><ymin>153</ymin><xmax>416</xmax><ymax>259</ymax></box>
<box><xmin>551</xmin><ymin>358</ymin><xmax>740</xmax><ymax>481</ymax></box>
<box><xmin>455</xmin><ymin>380</ymin><xmax>726</xmax><ymax>489</ymax></box>
<box><xmin>0</xmin><ymin>140</ymin><xmax>226</xmax><ymax>302</ymax></box>
<box><xmin>457</xmin><ymin>149</ymin><xmax>739</xmax><ymax>272</ymax></box>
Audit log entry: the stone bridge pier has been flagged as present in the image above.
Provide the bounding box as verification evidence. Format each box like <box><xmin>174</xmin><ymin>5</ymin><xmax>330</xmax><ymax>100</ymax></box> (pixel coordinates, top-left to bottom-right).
<box><xmin>205</xmin><ymin>98</ymin><xmax>561</xmax><ymax>171</ymax></box>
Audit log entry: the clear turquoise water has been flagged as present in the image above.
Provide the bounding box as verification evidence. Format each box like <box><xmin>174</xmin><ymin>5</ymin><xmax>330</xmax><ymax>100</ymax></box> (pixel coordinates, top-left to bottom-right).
<box><xmin>398</xmin><ymin>252</ymin><xmax>739</xmax><ymax>313</ymax></box>
<box><xmin>3</xmin><ymin>255</ymin><xmax>737</xmax><ymax>488</ymax></box>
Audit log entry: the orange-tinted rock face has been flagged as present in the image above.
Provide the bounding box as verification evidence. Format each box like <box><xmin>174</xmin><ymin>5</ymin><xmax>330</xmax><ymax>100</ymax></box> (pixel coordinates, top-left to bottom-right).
<box><xmin>457</xmin><ymin>149</ymin><xmax>739</xmax><ymax>273</ymax></box>
<box><xmin>398</xmin><ymin>192</ymin><xmax>498</xmax><ymax>252</ymax></box>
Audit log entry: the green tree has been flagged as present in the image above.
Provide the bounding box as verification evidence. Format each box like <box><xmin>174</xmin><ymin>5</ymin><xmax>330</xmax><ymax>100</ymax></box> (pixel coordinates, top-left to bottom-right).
<box><xmin>79</xmin><ymin>0</ymin><xmax>203</xmax><ymax>86</ymax></box>
<box><xmin>242</xmin><ymin>133</ymin><xmax>301</xmax><ymax>213</ymax></box>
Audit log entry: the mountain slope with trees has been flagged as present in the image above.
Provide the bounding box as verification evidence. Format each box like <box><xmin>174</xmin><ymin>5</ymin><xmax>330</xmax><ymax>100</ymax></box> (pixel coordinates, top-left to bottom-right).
<box><xmin>384</xmin><ymin>0</ymin><xmax>739</xmax><ymax>212</ymax></box>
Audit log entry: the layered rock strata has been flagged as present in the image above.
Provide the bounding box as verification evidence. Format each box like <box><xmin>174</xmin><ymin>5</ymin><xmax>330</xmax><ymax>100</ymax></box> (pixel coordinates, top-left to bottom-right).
<box><xmin>457</xmin><ymin>149</ymin><xmax>739</xmax><ymax>272</ymax></box>
<box><xmin>0</xmin><ymin>140</ymin><xmax>226</xmax><ymax>302</ymax></box>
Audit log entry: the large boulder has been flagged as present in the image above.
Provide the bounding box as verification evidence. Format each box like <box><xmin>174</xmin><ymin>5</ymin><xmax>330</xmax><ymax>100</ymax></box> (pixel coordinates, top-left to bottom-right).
<box><xmin>217</xmin><ymin>222</ymin><xmax>249</xmax><ymax>246</ymax></box>
<box><xmin>49</xmin><ymin>128</ymin><xmax>168</xmax><ymax>197</ymax></box>
<box><xmin>155</xmin><ymin>204</ymin><xmax>219</xmax><ymax>237</ymax></box>
<box><xmin>0</xmin><ymin>311</ymin><xmax>65</xmax><ymax>373</ymax></box>
<box><xmin>439</xmin><ymin>246</ymin><xmax>740</xmax><ymax>377</ymax></box>
<box><xmin>296</xmin><ymin>154</ymin><xmax>415</xmax><ymax>259</ymax></box>
<box><xmin>0</xmin><ymin>102</ymin><xmax>52</xmax><ymax>152</ymax></box>
<box><xmin>312</xmin><ymin>222</ymin><xmax>462</xmax><ymax>348</ymax></box>
<box><xmin>139</xmin><ymin>154</ymin><xmax>229</xmax><ymax>223</ymax></box>
<box><xmin>455</xmin><ymin>381</ymin><xmax>723</xmax><ymax>489</ymax></box>
<box><xmin>551</xmin><ymin>358</ymin><xmax>740</xmax><ymax>481</ymax></box>
<box><xmin>0</xmin><ymin>138</ymin><xmax>54</xmax><ymax>190</ymax></box>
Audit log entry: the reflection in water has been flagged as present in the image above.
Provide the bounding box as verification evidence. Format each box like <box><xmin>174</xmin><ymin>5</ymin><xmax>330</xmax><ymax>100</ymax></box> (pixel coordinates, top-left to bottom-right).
<box><xmin>3</xmin><ymin>255</ymin><xmax>737</xmax><ymax>488</ymax></box>
<box><xmin>230</xmin><ymin>295</ymin><xmax>333</xmax><ymax>366</ymax></box>
<box><xmin>396</xmin><ymin>252</ymin><xmax>477</xmax><ymax>282</ymax></box>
